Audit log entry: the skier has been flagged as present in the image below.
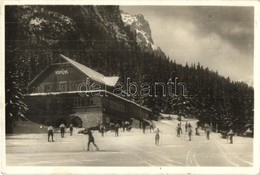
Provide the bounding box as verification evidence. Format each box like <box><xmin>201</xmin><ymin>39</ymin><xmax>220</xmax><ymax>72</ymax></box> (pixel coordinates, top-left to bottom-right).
<box><xmin>85</xmin><ymin>128</ymin><xmax>99</xmax><ymax>151</ymax></box>
<box><xmin>142</xmin><ymin>121</ymin><xmax>146</xmax><ymax>134</ymax></box>
<box><xmin>126</xmin><ymin>121</ymin><xmax>132</xmax><ymax>131</ymax></box>
<box><xmin>100</xmin><ymin>123</ymin><xmax>106</xmax><ymax>137</ymax></box>
<box><xmin>228</xmin><ymin>129</ymin><xmax>234</xmax><ymax>144</ymax></box>
<box><xmin>185</xmin><ymin>121</ymin><xmax>188</xmax><ymax>133</ymax></box>
<box><xmin>176</xmin><ymin>123</ymin><xmax>182</xmax><ymax>137</ymax></box>
<box><xmin>122</xmin><ymin>121</ymin><xmax>126</xmax><ymax>132</ymax></box>
<box><xmin>47</xmin><ymin>124</ymin><xmax>54</xmax><ymax>142</ymax></box>
<box><xmin>195</xmin><ymin>126</ymin><xmax>200</xmax><ymax>136</ymax></box>
<box><xmin>155</xmin><ymin>128</ymin><xmax>161</xmax><ymax>146</ymax></box>
<box><xmin>59</xmin><ymin>123</ymin><xmax>66</xmax><ymax>138</ymax></box>
<box><xmin>205</xmin><ymin>123</ymin><xmax>210</xmax><ymax>140</ymax></box>
<box><xmin>187</xmin><ymin>123</ymin><xmax>193</xmax><ymax>141</ymax></box>
<box><xmin>115</xmin><ymin>122</ymin><xmax>120</xmax><ymax>136</ymax></box>
<box><xmin>69</xmin><ymin>123</ymin><xmax>73</xmax><ymax>136</ymax></box>
<box><xmin>125</xmin><ymin>121</ymin><xmax>130</xmax><ymax>131</ymax></box>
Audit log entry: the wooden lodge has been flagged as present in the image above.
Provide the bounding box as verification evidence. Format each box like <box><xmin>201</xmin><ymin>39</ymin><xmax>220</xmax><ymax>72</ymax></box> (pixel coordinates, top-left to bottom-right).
<box><xmin>25</xmin><ymin>54</ymin><xmax>152</xmax><ymax>128</ymax></box>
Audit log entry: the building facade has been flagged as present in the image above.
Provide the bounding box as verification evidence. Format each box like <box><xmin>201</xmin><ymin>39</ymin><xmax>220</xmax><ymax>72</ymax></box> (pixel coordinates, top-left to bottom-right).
<box><xmin>25</xmin><ymin>54</ymin><xmax>151</xmax><ymax>128</ymax></box>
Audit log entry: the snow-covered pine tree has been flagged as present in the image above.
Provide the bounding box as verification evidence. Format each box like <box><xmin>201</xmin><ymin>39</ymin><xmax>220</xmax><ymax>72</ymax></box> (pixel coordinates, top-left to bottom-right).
<box><xmin>5</xmin><ymin>56</ymin><xmax>28</xmax><ymax>133</ymax></box>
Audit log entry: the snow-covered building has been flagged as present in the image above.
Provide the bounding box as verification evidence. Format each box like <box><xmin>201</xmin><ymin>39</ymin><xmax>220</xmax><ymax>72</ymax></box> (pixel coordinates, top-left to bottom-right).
<box><xmin>25</xmin><ymin>54</ymin><xmax>151</xmax><ymax>128</ymax></box>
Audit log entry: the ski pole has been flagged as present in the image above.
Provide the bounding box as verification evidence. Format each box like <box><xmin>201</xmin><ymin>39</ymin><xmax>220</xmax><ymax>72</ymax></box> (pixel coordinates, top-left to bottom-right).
<box><xmin>160</xmin><ymin>131</ymin><xmax>163</xmax><ymax>146</ymax></box>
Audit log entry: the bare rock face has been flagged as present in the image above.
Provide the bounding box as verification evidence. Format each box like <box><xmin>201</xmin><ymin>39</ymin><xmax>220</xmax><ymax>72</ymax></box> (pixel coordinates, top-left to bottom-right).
<box><xmin>121</xmin><ymin>11</ymin><xmax>166</xmax><ymax>58</ymax></box>
<box><xmin>8</xmin><ymin>6</ymin><xmax>134</xmax><ymax>50</ymax></box>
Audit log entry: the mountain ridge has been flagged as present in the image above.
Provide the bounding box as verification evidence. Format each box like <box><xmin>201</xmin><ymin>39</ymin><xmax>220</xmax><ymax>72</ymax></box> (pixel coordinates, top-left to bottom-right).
<box><xmin>121</xmin><ymin>10</ymin><xmax>166</xmax><ymax>58</ymax></box>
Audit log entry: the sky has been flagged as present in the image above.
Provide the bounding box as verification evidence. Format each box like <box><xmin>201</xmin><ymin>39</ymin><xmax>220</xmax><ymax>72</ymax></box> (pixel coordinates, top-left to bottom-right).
<box><xmin>120</xmin><ymin>6</ymin><xmax>254</xmax><ymax>85</ymax></box>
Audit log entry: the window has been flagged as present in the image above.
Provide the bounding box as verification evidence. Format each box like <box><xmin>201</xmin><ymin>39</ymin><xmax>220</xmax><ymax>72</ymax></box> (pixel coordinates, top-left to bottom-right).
<box><xmin>59</xmin><ymin>81</ymin><xmax>67</xmax><ymax>92</ymax></box>
<box><xmin>73</xmin><ymin>98</ymin><xmax>84</xmax><ymax>107</ymax></box>
<box><xmin>73</xmin><ymin>97</ymin><xmax>95</xmax><ymax>107</ymax></box>
<box><xmin>70</xmin><ymin>82</ymin><xmax>78</xmax><ymax>91</ymax></box>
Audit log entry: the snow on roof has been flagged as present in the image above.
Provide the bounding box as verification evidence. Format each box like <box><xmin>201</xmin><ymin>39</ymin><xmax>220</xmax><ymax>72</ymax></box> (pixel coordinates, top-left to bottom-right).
<box><xmin>60</xmin><ymin>54</ymin><xmax>119</xmax><ymax>86</ymax></box>
<box><xmin>25</xmin><ymin>90</ymin><xmax>101</xmax><ymax>96</ymax></box>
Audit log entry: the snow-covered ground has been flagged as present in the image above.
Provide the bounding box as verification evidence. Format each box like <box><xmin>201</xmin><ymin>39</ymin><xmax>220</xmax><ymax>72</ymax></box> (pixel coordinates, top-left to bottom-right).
<box><xmin>5</xmin><ymin>119</ymin><xmax>253</xmax><ymax>167</ymax></box>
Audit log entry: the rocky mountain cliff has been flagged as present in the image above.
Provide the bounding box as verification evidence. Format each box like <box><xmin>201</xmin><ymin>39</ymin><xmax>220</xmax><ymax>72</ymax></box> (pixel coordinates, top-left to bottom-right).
<box><xmin>6</xmin><ymin>6</ymin><xmax>137</xmax><ymax>53</ymax></box>
<box><xmin>121</xmin><ymin>11</ymin><xmax>166</xmax><ymax>58</ymax></box>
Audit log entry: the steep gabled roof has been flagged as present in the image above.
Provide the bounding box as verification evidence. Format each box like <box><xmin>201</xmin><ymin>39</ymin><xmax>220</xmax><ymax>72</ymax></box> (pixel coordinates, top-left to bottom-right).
<box><xmin>60</xmin><ymin>54</ymin><xmax>119</xmax><ymax>87</ymax></box>
<box><xmin>27</xmin><ymin>64</ymin><xmax>53</xmax><ymax>89</ymax></box>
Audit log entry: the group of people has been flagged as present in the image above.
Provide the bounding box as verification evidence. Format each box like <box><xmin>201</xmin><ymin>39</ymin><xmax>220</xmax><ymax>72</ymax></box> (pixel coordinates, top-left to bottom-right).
<box><xmin>107</xmin><ymin>122</ymin><xmax>122</xmax><ymax>136</ymax></box>
<box><xmin>99</xmin><ymin>120</ymin><xmax>161</xmax><ymax>147</ymax></box>
<box><xmin>47</xmin><ymin>122</ymin><xmax>100</xmax><ymax>151</ymax></box>
<box><xmin>176</xmin><ymin>122</ymin><xmax>193</xmax><ymax>141</ymax></box>
<box><xmin>176</xmin><ymin>122</ymin><xmax>205</xmax><ymax>141</ymax></box>
<box><xmin>122</xmin><ymin>121</ymin><xmax>131</xmax><ymax>132</ymax></box>
<box><xmin>47</xmin><ymin>119</ymin><xmax>235</xmax><ymax>152</ymax></box>
<box><xmin>142</xmin><ymin>120</ymin><xmax>156</xmax><ymax>134</ymax></box>
<box><xmin>175</xmin><ymin>122</ymin><xmax>235</xmax><ymax>144</ymax></box>
<box><xmin>203</xmin><ymin>123</ymin><xmax>234</xmax><ymax>144</ymax></box>
<box><xmin>47</xmin><ymin>123</ymin><xmax>74</xmax><ymax>142</ymax></box>
<box><xmin>85</xmin><ymin>121</ymin><xmax>132</xmax><ymax>151</ymax></box>
<box><xmin>108</xmin><ymin>121</ymin><xmax>133</xmax><ymax>136</ymax></box>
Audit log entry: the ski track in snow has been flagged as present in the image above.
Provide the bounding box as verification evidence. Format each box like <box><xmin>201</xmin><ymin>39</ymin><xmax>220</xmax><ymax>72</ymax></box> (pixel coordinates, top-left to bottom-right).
<box><xmin>186</xmin><ymin>143</ymin><xmax>201</xmax><ymax>166</ymax></box>
<box><xmin>6</xmin><ymin>119</ymin><xmax>253</xmax><ymax>167</ymax></box>
<box><xmin>215</xmin><ymin>139</ymin><xmax>240</xmax><ymax>167</ymax></box>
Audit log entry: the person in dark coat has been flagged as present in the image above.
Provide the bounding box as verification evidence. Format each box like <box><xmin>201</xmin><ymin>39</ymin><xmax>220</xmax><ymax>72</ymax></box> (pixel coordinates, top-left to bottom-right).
<box><xmin>47</xmin><ymin>125</ymin><xmax>54</xmax><ymax>142</ymax></box>
<box><xmin>142</xmin><ymin>121</ymin><xmax>146</xmax><ymax>134</ymax></box>
<box><xmin>155</xmin><ymin>128</ymin><xmax>161</xmax><ymax>146</ymax></box>
<box><xmin>85</xmin><ymin>128</ymin><xmax>99</xmax><ymax>151</ymax></box>
<box><xmin>187</xmin><ymin>123</ymin><xmax>193</xmax><ymax>141</ymax></box>
<box><xmin>176</xmin><ymin>123</ymin><xmax>182</xmax><ymax>137</ymax></box>
<box><xmin>205</xmin><ymin>124</ymin><xmax>210</xmax><ymax>140</ymax></box>
<box><xmin>69</xmin><ymin>123</ymin><xmax>73</xmax><ymax>136</ymax></box>
<box><xmin>122</xmin><ymin>121</ymin><xmax>126</xmax><ymax>132</ymax></box>
<box><xmin>185</xmin><ymin>121</ymin><xmax>188</xmax><ymax>133</ymax></box>
<box><xmin>115</xmin><ymin>123</ymin><xmax>120</xmax><ymax>136</ymax></box>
